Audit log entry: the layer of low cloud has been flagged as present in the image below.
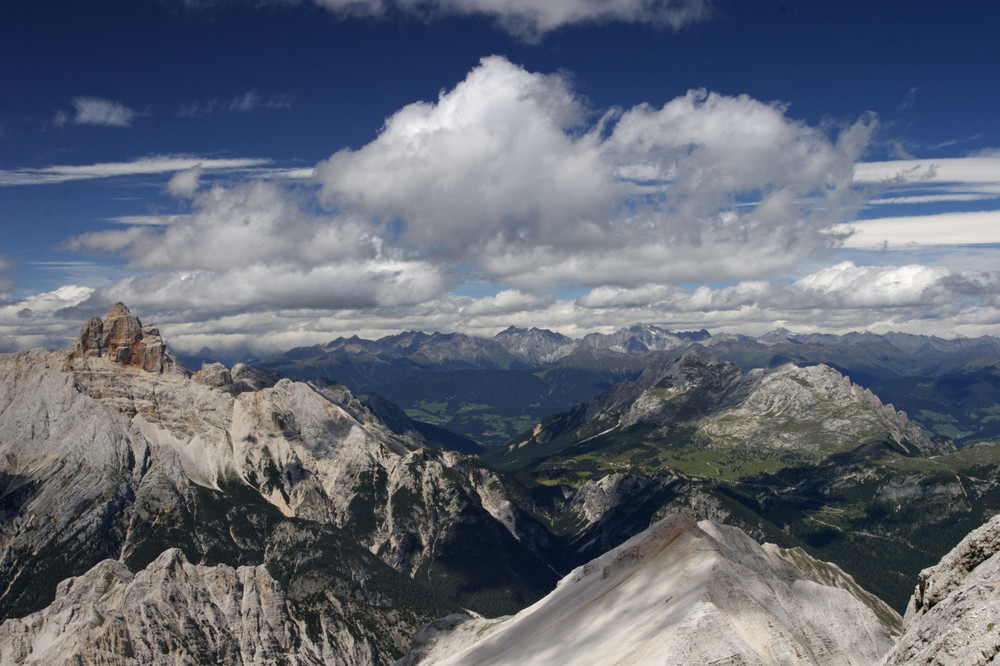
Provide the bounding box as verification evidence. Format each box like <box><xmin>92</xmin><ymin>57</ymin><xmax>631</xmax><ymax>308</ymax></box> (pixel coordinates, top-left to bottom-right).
<box><xmin>6</xmin><ymin>259</ymin><xmax>999</xmax><ymax>355</ymax></box>
<box><xmin>0</xmin><ymin>285</ymin><xmax>96</xmax><ymax>352</ymax></box>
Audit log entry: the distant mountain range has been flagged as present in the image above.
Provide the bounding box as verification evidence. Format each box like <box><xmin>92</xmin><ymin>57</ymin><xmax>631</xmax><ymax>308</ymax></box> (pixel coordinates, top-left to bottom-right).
<box><xmin>181</xmin><ymin>323</ymin><xmax>1000</xmax><ymax>447</ymax></box>
<box><xmin>209</xmin><ymin>323</ymin><xmax>1000</xmax><ymax>388</ymax></box>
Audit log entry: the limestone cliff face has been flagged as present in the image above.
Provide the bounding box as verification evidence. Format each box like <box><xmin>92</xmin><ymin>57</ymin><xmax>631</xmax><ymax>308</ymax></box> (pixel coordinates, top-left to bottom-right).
<box><xmin>0</xmin><ymin>346</ymin><xmax>153</xmax><ymax>620</ymax></box>
<box><xmin>880</xmin><ymin>513</ymin><xmax>1000</xmax><ymax>665</ymax></box>
<box><xmin>397</xmin><ymin>513</ymin><xmax>900</xmax><ymax>666</ymax></box>
<box><xmin>27</xmin><ymin>306</ymin><xmax>544</xmax><ymax>580</ymax></box>
<box><xmin>0</xmin><ymin>549</ymin><xmax>318</xmax><ymax>666</ymax></box>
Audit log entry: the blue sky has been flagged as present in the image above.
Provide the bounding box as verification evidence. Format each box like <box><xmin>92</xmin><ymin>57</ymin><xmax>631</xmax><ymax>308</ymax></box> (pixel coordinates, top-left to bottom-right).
<box><xmin>2</xmin><ymin>0</ymin><xmax>999</xmax><ymax>354</ymax></box>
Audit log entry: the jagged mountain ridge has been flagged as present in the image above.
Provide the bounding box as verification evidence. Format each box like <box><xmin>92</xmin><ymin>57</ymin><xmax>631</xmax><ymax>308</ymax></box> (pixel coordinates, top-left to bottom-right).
<box><xmin>396</xmin><ymin>513</ymin><xmax>900</xmax><ymax>666</ymax></box>
<box><xmin>243</xmin><ymin>322</ymin><xmax>1000</xmax><ymax>390</ymax></box>
<box><xmin>401</xmin><ymin>509</ymin><xmax>1000</xmax><ymax>666</ymax></box>
<box><xmin>0</xmin><ymin>549</ymin><xmax>319</xmax><ymax>665</ymax></box>
<box><xmin>0</xmin><ymin>304</ymin><xmax>559</xmax><ymax>663</ymax></box>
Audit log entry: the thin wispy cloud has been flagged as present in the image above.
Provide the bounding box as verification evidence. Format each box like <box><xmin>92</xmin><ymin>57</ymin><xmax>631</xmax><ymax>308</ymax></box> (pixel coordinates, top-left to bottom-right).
<box><xmin>854</xmin><ymin>152</ymin><xmax>1000</xmax><ymax>219</ymax></box>
<box><xmin>854</xmin><ymin>157</ymin><xmax>1000</xmax><ymax>185</ymax></box>
<box><xmin>178</xmin><ymin>90</ymin><xmax>293</xmax><ymax>118</ymax></box>
<box><xmin>102</xmin><ymin>215</ymin><xmax>187</xmax><ymax>226</ymax></box>
<box><xmin>0</xmin><ymin>155</ymin><xmax>272</xmax><ymax>186</ymax></box>
<box><xmin>52</xmin><ymin>97</ymin><xmax>140</xmax><ymax>128</ymax></box>
<box><xmin>179</xmin><ymin>0</ymin><xmax>711</xmax><ymax>40</ymax></box>
<box><xmin>841</xmin><ymin>211</ymin><xmax>1000</xmax><ymax>249</ymax></box>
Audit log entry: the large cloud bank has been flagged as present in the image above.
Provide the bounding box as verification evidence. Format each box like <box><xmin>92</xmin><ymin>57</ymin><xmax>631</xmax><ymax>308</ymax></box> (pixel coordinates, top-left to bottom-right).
<box><xmin>5</xmin><ymin>56</ymin><xmax>999</xmax><ymax>352</ymax></box>
<box><xmin>62</xmin><ymin>57</ymin><xmax>869</xmax><ymax>303</ymax></box>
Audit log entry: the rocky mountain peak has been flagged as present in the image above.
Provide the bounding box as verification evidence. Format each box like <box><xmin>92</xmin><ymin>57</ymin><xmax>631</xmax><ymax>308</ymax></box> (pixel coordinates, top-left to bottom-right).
<box><xmin>758</xmin><ymin>326</ymin><xmax>798</xmax><ymax>345</ymax></box>
<box><xmin>67</xmin><ymin>303</ymin><xmax>179</xmax><ymax>373</ymax></box>
<box><xmin>492</xmin><ymin>325</ymin><xmax>575</xmax><ymax>364</ymax></box>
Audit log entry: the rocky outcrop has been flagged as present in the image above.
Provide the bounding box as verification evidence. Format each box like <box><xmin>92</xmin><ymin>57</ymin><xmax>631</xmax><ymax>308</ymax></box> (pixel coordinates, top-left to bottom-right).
<box><xmin>67</xmin><ymin>303</ymin><xmax>181</xmax><ymax>374</ymax></box>
<box><xmin>584</xmin><ymin>345</ymin><xmax>753</xmax><ymax>422</ymax></box>
<box><xmin>397</xmin><ymin>513</ymin><xmax>899</xmax><ymax>666</ymax></box>
<box><xmin>880</xmin><ymin>513</ymin><xmax>1000</xmax><ymax>665</ymax></box>
<box><xmin>579</xmin><ymin>323</ymin><xmax>709</xmax><ymax>354</ymax></box>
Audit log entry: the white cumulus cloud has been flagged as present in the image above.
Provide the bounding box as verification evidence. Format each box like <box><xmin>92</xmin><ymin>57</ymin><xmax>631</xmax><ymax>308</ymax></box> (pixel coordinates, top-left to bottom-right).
<box><xmin>316</xmin><ymin>56</ymin><xmax>873</xmax><ymax>290</ymax></box>
<box><xmin>0</xmin><ymin>285</ymin><xmax>96</xmax><ymax>352</ymax></box>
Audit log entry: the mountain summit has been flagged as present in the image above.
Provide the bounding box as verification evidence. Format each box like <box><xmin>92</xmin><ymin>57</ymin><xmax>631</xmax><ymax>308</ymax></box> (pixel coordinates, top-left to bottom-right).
<box><xmin>68</xmin><ymin>302</ymin><xmax>180</xmax><ymax>374</ymax></box>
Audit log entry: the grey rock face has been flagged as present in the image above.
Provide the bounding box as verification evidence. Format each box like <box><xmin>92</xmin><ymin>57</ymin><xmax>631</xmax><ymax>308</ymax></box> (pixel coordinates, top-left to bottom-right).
<box><xmin>584</xmin><ymin>345</ymin><xmax>751</xmax><ymax>421</ymax></box>
<box><xmin>0</xmin><ymin>347</ymin><xmax>153</xmax><ymax>618</ymax></box>
<box><xmin>881</xmin><ymin>513</ymin><xmax>1000</xmax><ymax>665</ymax></box>
<box><xmin>514</xmin><ymin>347</ymin><xmax>946</xmax><ymax>466</ymax></box>
<box><xmin>0</xmin><ymin>549</ymin><xmax>318</xmax><ymax>666</ymax></box>
<box><xmin>397</xmin><ymin>513</ymin><xmax>900</xmax><ymax>666</ymax></box>
<box><xmin>492</xmin><ymin>326</ymin><xmax>576</xmax><ymax>365</ymax></box>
